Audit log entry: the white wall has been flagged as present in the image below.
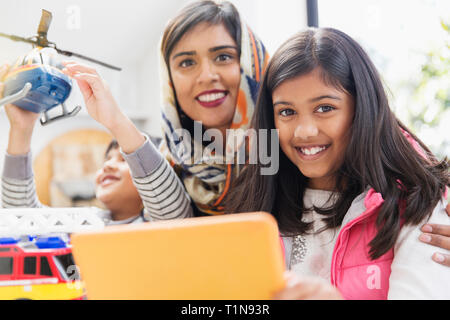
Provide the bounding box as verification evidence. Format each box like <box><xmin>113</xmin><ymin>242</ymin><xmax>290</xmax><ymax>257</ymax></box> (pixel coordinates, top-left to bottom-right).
<box><xmin>230</xmin><ymin>0</ymin><xmax>308</xmax><ymax>56</ymax></box>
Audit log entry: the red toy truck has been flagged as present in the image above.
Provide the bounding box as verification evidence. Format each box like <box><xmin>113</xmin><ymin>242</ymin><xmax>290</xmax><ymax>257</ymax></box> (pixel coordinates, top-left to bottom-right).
<box><xmin>0</xmin><ymin>237</ymin><xmax>84</xmax><ymax>300</ymax></box>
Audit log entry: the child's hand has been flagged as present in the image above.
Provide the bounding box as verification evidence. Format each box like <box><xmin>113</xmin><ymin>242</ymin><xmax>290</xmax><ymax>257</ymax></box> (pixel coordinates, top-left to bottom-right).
<box><xmin>273</xmin><ymin>271</ymin><xmax>343</xmax><ymax>300</ymax></box>
<box><xmin>62</xmin><ymin>61</ymin><xmax>145</xmax><ymax>154</ymax></box>
<box><xmin>61</xmin><ymin>61</ymin><xmax>125</xmax><ymax>131</ymax></box>
<box><xmin>5</xmin><ymin>103</ymin><xmax>41</xmax><ymax>131</ymax></box>
<box><xmin>1</xmin><ymin>64</ymin><xmax>40</xmax><ymax>131</ymax></box>
<box><xmin>1</xmin><ymin>63</ymin><xmax>40</xmax><ymax>155</ymax></box>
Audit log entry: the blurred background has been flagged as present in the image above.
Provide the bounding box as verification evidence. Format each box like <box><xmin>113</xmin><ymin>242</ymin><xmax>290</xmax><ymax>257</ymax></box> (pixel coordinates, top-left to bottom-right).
<box><xmin>319</xmin><ymin>0</ymin><xmax>449</xmax><ymax>159</ymax></box>
<box><xmin>0</xmin><ymin>0</ymin><xmax>448</xmax><ymax>206</ymax></box>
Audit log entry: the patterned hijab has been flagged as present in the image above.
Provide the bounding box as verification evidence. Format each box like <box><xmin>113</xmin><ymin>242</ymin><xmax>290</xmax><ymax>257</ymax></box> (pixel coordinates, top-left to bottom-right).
<box><xmin>159</xmin><ymin>19</ymin><xmax>268</xmax><ymax>215</ymax></box>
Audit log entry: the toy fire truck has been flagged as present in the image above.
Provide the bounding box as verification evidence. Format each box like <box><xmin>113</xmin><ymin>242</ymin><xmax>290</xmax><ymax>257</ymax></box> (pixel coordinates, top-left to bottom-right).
<box><xmin>0</xmin><ymin>208</ymin><xmax>104</xmax><ymax>300</ymax></box>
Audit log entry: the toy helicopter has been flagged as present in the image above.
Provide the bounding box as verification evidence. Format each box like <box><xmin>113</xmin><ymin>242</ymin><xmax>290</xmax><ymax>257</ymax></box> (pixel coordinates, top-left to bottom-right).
<box><xmin>0</xmin><ymin>9</ymin><xmax>121</xmax><ymax>125</ymax></box>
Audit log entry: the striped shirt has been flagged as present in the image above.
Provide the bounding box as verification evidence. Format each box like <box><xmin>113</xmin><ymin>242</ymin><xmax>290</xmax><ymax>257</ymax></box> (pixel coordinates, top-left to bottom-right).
<box><xmin>1</xmin><ymin>136</ymin><xmax>193</xmax><ymax>224</ymax></box>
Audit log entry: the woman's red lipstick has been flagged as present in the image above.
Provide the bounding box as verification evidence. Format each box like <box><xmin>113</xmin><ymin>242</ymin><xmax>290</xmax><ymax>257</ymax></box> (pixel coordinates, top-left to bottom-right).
<box><xmin>196</xmin><ymin>90</ymin><xmax>228</xmax><ymax>108</ymax></box>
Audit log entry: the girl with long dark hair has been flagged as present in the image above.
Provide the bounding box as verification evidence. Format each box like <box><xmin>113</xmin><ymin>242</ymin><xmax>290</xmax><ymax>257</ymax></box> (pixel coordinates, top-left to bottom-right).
<box><xmin>226</xmin><ymin>28</ymin><xmax>449</xmax><ymax>299</ymax></box>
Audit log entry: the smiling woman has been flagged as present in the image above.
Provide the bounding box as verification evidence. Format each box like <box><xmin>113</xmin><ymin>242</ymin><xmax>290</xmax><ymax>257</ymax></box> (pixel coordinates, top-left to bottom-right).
<box><xmin>158</xmin><ymin>0</ymin><xmax>269</xmax><ymax>216</ymax></box>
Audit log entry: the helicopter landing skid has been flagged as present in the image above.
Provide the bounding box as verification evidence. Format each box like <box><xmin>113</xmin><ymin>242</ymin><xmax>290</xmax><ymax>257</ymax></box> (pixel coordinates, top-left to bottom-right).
<box><xmin>0</xmin><ymin>81</ymin><xmax>81</xmax><ymax>126</ymax></box>
<box><xmin>0</xmin><ymin>82</ymin><xmax>32</xmax><ymax>106</ymax></box>
<box><xmin>40</xmin><ymin>103</ymin><xmax>82</xmax><ymax>126</ymax></box>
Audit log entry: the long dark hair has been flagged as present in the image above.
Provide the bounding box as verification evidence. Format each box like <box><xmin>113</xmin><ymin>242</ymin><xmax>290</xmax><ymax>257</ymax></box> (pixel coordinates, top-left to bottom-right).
<box><xmin>225</xmin><ymin>28</ymin><xmax>449</xmax><ymax>260</ymax></box>
<box><xmin>161</xmin><ymin>0</ymin><xmax>242</xmax><ymax>135</ymax></box>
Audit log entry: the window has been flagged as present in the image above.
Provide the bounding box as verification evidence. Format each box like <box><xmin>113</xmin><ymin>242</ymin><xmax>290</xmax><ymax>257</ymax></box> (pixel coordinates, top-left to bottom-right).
<box><xmin>0</xmin><ymin>248</ymin><xmax>11</xmax><ymax>252</ymax></box>
<box><xmin>40</xmin><ymin>257</ymin><xmax>53</xmax><ymax>277</ymax></box>
<box><xmin>23</xmin><ymin>257</ymin><xmax>36</xmax><ymax>275</ymax></box>
<box><xmin>0</xmin><ymin>257</ymin><xmax>13</xmax><ymax>275</ymax></box>
<box><xmin>318</xmin><ymin>0</ymin><xmax>450</xmax><ymax>157</ymax></box>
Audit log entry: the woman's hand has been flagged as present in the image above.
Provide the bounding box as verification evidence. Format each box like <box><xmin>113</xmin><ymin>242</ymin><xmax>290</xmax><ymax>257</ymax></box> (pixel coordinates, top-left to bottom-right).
<box><xmin>1</xmin><ymin>63</ymin><xmax>40</xmax><ymax>155</ymax></box>
<box><xmin>420</xmin><ymin>203</ymin><xmax>450</xmax><ymax>267</ymax></box>
<box><xmin>273</xmin><ymin>271</ymin><xmax>343</xmax><ymax>300</ymax></box>
<box><xmin>61</xmin><ymin>61</ymin><xmax>145</xmax><ymax>154</ymax></box>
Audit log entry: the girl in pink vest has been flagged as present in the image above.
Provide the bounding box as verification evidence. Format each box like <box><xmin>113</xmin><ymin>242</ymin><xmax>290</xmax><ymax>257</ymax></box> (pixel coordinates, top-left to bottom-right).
<box><xmin>226</xmin><ymin>28</ymin><xmax>449</xmax><ymax>299</ymax></box>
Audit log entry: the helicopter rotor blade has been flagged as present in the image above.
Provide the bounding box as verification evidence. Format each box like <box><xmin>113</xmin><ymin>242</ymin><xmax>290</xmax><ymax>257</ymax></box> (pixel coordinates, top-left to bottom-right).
<box><xmin>1</xmin><ymin>8</ymin><xmax>121</xmax><ymax>72</ymax></box>
<box><xmin>0</xmin><ymin>33</ymin><xmax>121</xmax><ymax>71</ymax></box>
<box><xmin>37</xmin><ymin>9</ymin><xmax>52</xmax><ymax>37</ymax></box>
<box><xmin>0</xmin><ymin>32</ymin><xmax>38</xmax><ymax>46</ymax></box>
<box><xmin>55</xmin><ymin>47</ymin><xmax>122</xmax><ymax>71</ymax></box>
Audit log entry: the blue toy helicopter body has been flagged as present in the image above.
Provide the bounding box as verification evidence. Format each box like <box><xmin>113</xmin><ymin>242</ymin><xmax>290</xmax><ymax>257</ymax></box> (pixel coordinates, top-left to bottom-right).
<box><xmin>4</xmin><ymin>56</ymin><xmax>72</xmax><ymax>114</ymax></box>
<box><xmin>0</xmin><ymin>47</ymin><xmax>80</xmax><ymax>125</ymax></box>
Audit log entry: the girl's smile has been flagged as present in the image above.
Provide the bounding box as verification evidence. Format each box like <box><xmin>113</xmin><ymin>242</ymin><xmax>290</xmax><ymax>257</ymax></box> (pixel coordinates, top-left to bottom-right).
<box><xmin>295</xmin><ymin>144</ymin><xmax>332</xmax><ymax>160</ymax></box>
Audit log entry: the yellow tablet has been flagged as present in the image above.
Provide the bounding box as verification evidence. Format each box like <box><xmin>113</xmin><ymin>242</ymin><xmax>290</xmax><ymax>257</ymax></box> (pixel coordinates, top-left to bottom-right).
<box><xmin>70</xmin><ymin>212</ymin><xmax>286</xmax><ymax>300</ymax></box>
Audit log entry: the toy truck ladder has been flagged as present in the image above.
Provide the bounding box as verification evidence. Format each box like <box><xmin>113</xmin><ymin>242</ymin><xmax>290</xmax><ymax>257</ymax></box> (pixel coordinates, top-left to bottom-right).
<box><xmin>0</xmin><ymin>208</ymin><xmax>105</xmax><ymax>237</ymax></box>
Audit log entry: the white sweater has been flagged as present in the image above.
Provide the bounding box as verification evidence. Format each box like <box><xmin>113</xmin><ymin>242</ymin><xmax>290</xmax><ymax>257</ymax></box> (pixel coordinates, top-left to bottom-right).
<box><xmin>282</xmin><ymin>188</ymin><xmax>450</xmax><ymax>299</ymax></box>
